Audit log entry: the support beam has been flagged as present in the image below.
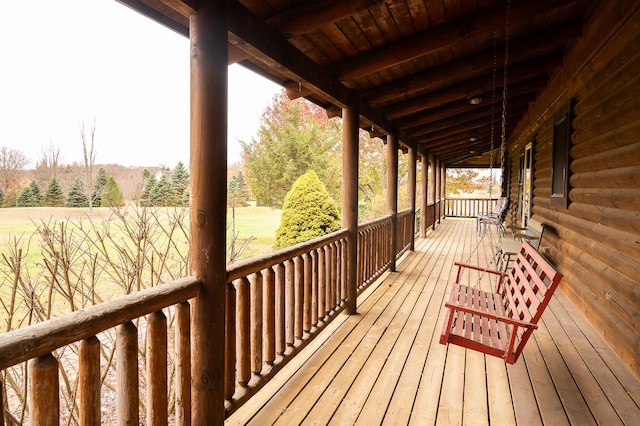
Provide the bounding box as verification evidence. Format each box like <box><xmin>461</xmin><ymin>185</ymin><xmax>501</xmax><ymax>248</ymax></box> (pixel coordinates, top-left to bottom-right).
<box><xmin>387</xmin><ymin>133</ymin><xmax>399</xmax><ymax>272</ymax></box>
<box><xmin>189</xmin><ymin>2</ymin><xmax>228</xmax><ymax>423</ymax></box>
<box><xmin>342</xmin><ymin>90</ymin><xmax>359</xmax><ymax>315</ymax></box>
<box><xmin>420</xmin><ymin>154</ymin><xmax>429</xmax><ymax>237</ymax></box>
<box><xmin>408</xmin><ymin>146</ymin><xmax>417</xmax><ymax>251</ymax></box>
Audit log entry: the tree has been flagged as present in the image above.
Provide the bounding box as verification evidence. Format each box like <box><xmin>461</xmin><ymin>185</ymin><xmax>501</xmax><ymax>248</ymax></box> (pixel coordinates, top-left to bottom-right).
<box><xmin>446</xmin><ymin>169</ymin><xmax>490</xmax><ymax>196</ymax></box>
<box><xmin>0</xmin><ymin>146</ymin><xmax>29</xmax><ymax>193</ymax></box>
<box><xmin>101</xmin><ymin>176</ymin><xmax>124</xmax><ymax>207</ymax></box>
<box><xmin>81</xmin><ymin>120</ymin><xmax>97</xmax><ymax>212</ymax></box>
<box><xmin>0</xmin><ymin>187</ymin><xmax>4</xmax><ymax>207</ymax></box>
<box><xmin>92</xmin><ymin>168</ymin><xmax>107</xmax><ymax>207</ymax></box>
<box><xmin>66</xmin><ymin>178</ymin><xmax>89</xmax><ymax>207</ymax></box>
<box><xmin>171</xmin><ymin>162</ymin><xmax>190</xmax><ymax>206</ymax></box>
<box><xmin>150</xmin><ymin>174</ymin><xmax>174</xmax><ymax>206</ymax></box>
<box><xmin>16</xmin><ymin>181</ymin><xmax>42</xmax><ymax>207</ymax></box>
<box><xmin>43</xmin><ymin>178</ymin><xmax>65</xmax><ymax>207</ymax></box>
<box><xmin>228</xmin><ymin>171</ymin><xmax>250</xmax><ymax>207</ymax></box>
<box><xmin>139</xmin><ymin>170</ymin><xmax>155</xmax><ymax>207</ymax></box>
<box><xmin>34</xmin><ymin>142</ymin><xmax>62</xmax><ymax>192</ymax></box>
<box><xmin>275</xmin><ymin>171</ymin><xmax>340</xmax><ymax>249</ymax></box>
<box><xmin>241</xmin><ymin>90</ymin><xmax>342</xmax><ymax>208</ymax></box>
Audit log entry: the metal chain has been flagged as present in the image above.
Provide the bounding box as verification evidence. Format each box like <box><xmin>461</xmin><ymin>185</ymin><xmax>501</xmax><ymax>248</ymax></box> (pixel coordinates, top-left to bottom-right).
<box><xmin>500</xmin><ymin>0</ymin><xmax>511</xmax><ymax>181</ymax></box>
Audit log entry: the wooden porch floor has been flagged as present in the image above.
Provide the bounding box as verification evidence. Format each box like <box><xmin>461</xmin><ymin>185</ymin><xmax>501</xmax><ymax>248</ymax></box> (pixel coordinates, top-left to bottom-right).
<box><xmin>227</xmin><ymin>218</ymin><xmax>640</xmax><ymax>425</ymax></box>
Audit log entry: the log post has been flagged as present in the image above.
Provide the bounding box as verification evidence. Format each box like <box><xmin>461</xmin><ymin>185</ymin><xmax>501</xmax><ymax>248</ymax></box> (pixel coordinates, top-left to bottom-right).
<box><xmin>30</xmin><ymin>353</ymin><xmax>58</xmax><ymax>426</ymax></box>
<box><xmin>224</xmin><ymin>284</ymin><xmax>236</xmax><ymax>400</ymax></box>
<box><xmin>175</xmin><ymin>301</ymin><xmax>191</xmax><ymax>426</ymax></box>
<box><xmin>387</xmin><ymin>133</ymin><xmax>399</xmax><ymax>271</ymax></box>
<box><xmin>303</xmin><ymin>253</ymin><xmax>312</xmax><ymax>332</ymax></box>
<box><xmin>147</xmin><ymin>310</ymin><xmax>168</xmax><ymax>426</ymax></box>
<box><xmin>342</xmin><ymin>90</ymin><xmax>359</xmax><ymax>314</ymax></box>
<box><xmin>294</xmin><ymin>256</ymin><xmax>304</xmax><ymax>340</ymax></box>
<box><xmin>263</xmin><ymin>267</ymin><xmax>276</xmax><ymax>365</ymax></box>
<box><xmin>236</xmin><ymin>277</ymin><xmax>250</xmax><ymax>386</ymax></box>
<box><xmin>408</xmin><ymin>145</ymin><xmax>417</xmax><ymax>250</ymax></box>
<box><xmin>250</xmin><ymin>272</ymin><xmax>263</xmax><ymax>375</ymax></box>
<box><xmin>189</xmin><ymin>0</ymin><xmax>228</xmax><ymax>422</ymax></box>
<box><xmin>116</xmin><ymin>321</ymin><xmax>138</xmax><ymax>425</ymax></box>
<box><xmin>79</xmin><ymin>336</ymin><xmax>101</xmax><ymax>426</ymax></box>
<box><xmin>274</xmin><ymin>263</ymin><xmax>286</xmax><ymax>355</ymax></box>
<box><xmin>285</xmin><ymin>259</ymin><xmax>295</xmax><ymax>346</ymax></box>
<box><xmin>421</xmin><ymin>154</ymin><xmax>428</xmax><ymax>237</ymax></box>
<box><xmin>1</xmin><ymin>377</ymin><xmax>4</xmax><ymax>426</ymax></box>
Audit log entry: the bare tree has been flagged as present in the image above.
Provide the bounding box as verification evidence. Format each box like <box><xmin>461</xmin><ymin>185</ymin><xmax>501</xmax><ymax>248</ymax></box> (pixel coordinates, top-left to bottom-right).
<box><xmin>80</xmin><ymin>120</ymin><xmax>97</xmax><ymax>212</ymax></box>
<box><xmin>0</xmin><ymin>146</ymin><xmax>30</xmax><ymax>193</ymax></box>
<box><xmin>34</xmin><ymin>141</ymin><xmax>62</xmax><ymax>190</ymax></box>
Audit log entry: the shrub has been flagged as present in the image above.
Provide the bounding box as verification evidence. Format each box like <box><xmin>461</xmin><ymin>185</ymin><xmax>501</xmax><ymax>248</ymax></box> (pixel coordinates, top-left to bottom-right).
<box><xmin>275</xmin><ymin>171</ymin><xmax>340</xmax><ymax>249</ymax></box>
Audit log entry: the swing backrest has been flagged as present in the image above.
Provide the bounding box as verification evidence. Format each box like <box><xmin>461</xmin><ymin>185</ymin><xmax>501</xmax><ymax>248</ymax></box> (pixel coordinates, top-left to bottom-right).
<box><xmin>499</xmin><ymin>241</ymin><xmax>563</xmax><ymax>327</ymax></box>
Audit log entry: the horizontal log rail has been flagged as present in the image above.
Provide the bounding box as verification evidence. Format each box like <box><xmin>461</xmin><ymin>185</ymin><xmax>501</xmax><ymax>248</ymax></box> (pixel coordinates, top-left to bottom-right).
<box><xmin>0</xmin><ymin>277</ymin><xmax>201</xmax><ymax>424</ymax></box>
<box><xmin>445</xmin><ymin>197</ymin><xmax>499</xmax><ymax>217</ymax></box>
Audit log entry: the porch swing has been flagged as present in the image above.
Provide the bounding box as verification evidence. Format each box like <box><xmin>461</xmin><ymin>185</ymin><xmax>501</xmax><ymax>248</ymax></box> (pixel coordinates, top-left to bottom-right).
<box><xmin>438</xmin><ymin>0</ymin><xmax>564</xmax><ymax>364</ymax></box>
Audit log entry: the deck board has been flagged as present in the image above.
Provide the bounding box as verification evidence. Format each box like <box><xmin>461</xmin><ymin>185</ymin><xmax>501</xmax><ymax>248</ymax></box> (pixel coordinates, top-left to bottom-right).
<box><xmin>226</xmin><ymin>218</ymin><xmax>640</xmax><ymax>425</ymax></box>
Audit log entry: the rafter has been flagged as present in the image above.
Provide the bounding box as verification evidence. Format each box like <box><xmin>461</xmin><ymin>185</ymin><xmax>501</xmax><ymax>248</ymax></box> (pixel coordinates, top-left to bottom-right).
<box><xmin>331</xmin><ymin>0</ymin><xmax>573</xmax><ymax>81</ymax></box>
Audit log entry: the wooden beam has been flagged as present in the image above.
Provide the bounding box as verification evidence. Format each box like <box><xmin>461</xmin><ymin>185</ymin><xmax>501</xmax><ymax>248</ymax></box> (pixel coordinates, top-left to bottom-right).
<box><xmin>397</xmin><ymin>90</ymin><xmax>537</xmax><ymax>130</ymax></box>
<box><xmin>332</xmin><ymin>0</ymin><xmax>573</xmax><ymax>80</ymax></box>
<box><xmin>366</xmin><ymin>45</ymin><xmax>564</xmax><ymax>107</ymax></box>
<box><xmin>342</xmin><ymin>90</ymin><xmax>359</xmax><ymax>315</ymax></box>
<box><xmin>189</xmin><ymin>1</ymin><xmax>228</xmax><ymax>423</ymax></box>
<box><xmin>383</xmin><ymin>74</ymin><xmax>548</xmax><ymax>121</ymax></box>
<box><xmin>227</xmin><ymin>0</ymin><xmax>349</xmax><ymax>108</ymax></box>
<box><xmin>266</xmin><ymin>0</ymin><xmax>385</xmax><ymax>38</ymax></box>
<box><xmin>387</xmin><ymin>133</ymin><xmax>399</xmax><ymax>272</ymax></box>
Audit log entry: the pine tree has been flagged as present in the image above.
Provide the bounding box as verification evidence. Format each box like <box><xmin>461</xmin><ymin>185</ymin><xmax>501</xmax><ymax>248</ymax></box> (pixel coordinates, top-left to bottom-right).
<box><xmin>228</xmin><ymin>171</ymin><xmax>250</xmax><ymax>207</ymax></box>
<box><xmin>16</xmin><ymin>187</ymin><xmax>33</xmax><ymax>207</ymax></box>
<box><xmin>92</xmin><ymin>168</ymin><xmax>107</xmax><ymax>208</ymax></box>
<box><xmin>171</xmin><ymin>162</ymin><xmax>190</xmax><ymax>206</ymax></box>
<box><xmin>275</xmin><ymin>171</ymin><xmax>340</xmax><ymax>249</ymax></box>
<box><xmin>43</xmin><ymin>178</ymin><xmax>65</xmax><ymax>207</ymax></box>
<box><xmin>150</xmin><ymin>174</ymin><xmax>174</xmax><ymax>206</ymax></box>
<box><xmin>28</xmin><ymin>181</ymin><xmax>42</xmax><ymax>206</ymax></box>
<box><xmin>101</xmin><ymin>176</ymin><xmax>124</xmax><ymax>207</ymax></box>
<box><xmin>140</xmin><ymin>171</ymin><xmax>156</xmax><ymax>207</ymax></box>
<box><xmin>66</xmin><ymin>178</ymin><xmax>89</xmax><ymax>207</ymax></box>
<box><xmin>0</xmin><ymin>187</ymin><xmax>4</xmax><ymax>207</ymax></box>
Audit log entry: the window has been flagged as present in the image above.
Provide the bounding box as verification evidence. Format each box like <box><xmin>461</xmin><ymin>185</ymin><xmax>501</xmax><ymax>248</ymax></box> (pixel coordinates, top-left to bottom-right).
<box><xmin>519</xmin><ymin>138</ymin><xmax>535</xmax><ymax>225</ymax></box>
<box><xmin>550</xmin><ymin>100</ymin><xmax>574</xmax><ymax>209</ymax></box>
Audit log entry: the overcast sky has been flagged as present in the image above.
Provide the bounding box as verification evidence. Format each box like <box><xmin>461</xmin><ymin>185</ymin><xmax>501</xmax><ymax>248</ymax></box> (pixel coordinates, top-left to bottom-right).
<box><xmin>0</xmin><ymin>0</ymin><xmax>281</xmax><ymax>168</ymax></box>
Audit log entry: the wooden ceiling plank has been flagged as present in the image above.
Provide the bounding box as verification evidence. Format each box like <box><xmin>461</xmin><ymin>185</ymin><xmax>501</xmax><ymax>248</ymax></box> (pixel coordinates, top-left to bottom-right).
<box><xmin>332</xmin><ymin>0</ymin><xmax>573</xmax><ymax>80</ymax></box>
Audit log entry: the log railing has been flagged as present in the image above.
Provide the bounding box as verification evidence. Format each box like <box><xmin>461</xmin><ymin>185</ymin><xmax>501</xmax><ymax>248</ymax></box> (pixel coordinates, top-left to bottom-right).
<box><xmin>397</xmin><ymin>208</ymin><xmax>414</xmax><ymax>256</ymax></box>
<box><xmin>224</xmin><ymin>229</ymin><xmax>349</xmax><ymax>414</ymax></box>
<box><xmin>0</xmin><ymin>277</ymin><xmax>201</xmax><ymax>425</ymax></box>
<box><xmin>357</xmin><ymin>215</ymin><xmax>392</xmax><ymax>291</ymax></box>
<box><xmin>1</xmin><ymin>215</ymin><xmax>413</xmax><ymax>422</ymax></box>
<box><xmin>445</xmin><ymin>198</ymin><xmax>498</xmax><ymax>218</ymax></box>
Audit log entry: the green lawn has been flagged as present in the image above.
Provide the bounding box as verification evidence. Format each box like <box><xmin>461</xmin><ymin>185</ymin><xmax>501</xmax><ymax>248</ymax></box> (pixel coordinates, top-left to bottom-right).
<box><xmin>227</xmin><ymin>205</ymin><xmax>281</xmax><ymax>259</ymax></box>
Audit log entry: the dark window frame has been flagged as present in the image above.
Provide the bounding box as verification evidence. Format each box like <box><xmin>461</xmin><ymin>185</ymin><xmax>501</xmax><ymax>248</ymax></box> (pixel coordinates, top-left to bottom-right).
<box><xmin>550</xmin><ymin>100</ymin><xmax>574</xmax><ymax>209</ymax></box>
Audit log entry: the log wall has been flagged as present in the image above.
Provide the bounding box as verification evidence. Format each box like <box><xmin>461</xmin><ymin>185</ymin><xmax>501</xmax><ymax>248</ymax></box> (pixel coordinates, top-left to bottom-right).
<box><xmin>506</xmin><ymin>0</ymin><xmax>640</xmax><ymax>377</ymax></box>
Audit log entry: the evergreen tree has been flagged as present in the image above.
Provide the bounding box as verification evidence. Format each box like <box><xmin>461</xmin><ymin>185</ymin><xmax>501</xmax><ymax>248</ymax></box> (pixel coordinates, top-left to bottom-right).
<box><xmin>66</xmin><ymin>178</ymin><xmax>89</xmax><ymax>207</ymax></box>
<box><xmin>92</xmin><ymin>168</ymin><xmax>107</xmax><ymax>208</ymax></box>
<box><xmin>171</xmin><ymin>161</ymin><xmax>190</xmax><ymax>206</ymax></box>
<box><xmin>17</xmin><ymin>181</ymin><xmax>43</xmax><ymax>207</ymax></box>
<box><xmin>16</xmin><ymin>187</ymin><xmax>33</xmax><ymax>207</ymax></box>
<box><xmin>228</xmin><ymin>171</ymin><xmax>250</xmax><ymax>207</ymax></box>
<box><xmin>0</xmin><ymin>187</ymin><xmax>3</xmax><ymax>207</ymax></box>
<box><xmin>43</xmin><ymin>178</ymin><xmax>65</xmax><ymax>207</ymax></box>
<box><xmin>2</xmin><ymin>190</ymin><xmax>18</xmax><ymax>208</ymax></box>
<box><xmin>101</xmin><ymin>176</ymin><xmax>124</xmax><ymax>207</ymax></box>
<box><xmin>150</xmin><ymin>174</ymin><xmax>174</xmax><ymax>206</ymax></box>
<box><xmin>140</xmin><ymin>171</ymin><xmax>156</xmax><ymax>207</ymax></box>
<box><xmin>28</xmin><ymin>180</ymin><xmax>43</xmax><ymax>206</ymax></box>
<box><xmin>275</xmin><ymin>171</ymin><xmax>340</xmax><ymax>249</ymax></box>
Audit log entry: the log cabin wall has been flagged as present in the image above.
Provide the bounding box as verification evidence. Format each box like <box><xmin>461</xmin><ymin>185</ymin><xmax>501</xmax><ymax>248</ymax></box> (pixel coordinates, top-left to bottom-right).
<box><xmin>506</xmin><ymin>0</ymin><xmax>640</xmax><ymax>377</ymax></box>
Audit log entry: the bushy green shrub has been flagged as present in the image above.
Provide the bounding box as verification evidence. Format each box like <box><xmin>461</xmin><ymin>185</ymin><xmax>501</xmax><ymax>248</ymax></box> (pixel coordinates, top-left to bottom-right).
<box><xmin>275</xmin><ymin>171</ymin><xmax>340</xmax><ymax>249</ymax></box>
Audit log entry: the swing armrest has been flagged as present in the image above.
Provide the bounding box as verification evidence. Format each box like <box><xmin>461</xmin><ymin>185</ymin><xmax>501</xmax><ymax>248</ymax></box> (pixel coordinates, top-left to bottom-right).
<box><xmin>454</xmin><ymin>262</ymin><xmax>505</xmax><ymax>277</ymax></box>
<box><xmin>444</xmin><ymin>300</ymin><xmax>538</xmax><ymax>329</ymax></box>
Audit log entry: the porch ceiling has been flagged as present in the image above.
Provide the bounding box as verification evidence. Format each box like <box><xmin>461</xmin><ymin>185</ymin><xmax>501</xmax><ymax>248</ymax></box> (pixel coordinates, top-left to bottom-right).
<box><xmin>117</xmin><ymin>0</ymin><xmax>594</xmax><ymax>166</ymax></box>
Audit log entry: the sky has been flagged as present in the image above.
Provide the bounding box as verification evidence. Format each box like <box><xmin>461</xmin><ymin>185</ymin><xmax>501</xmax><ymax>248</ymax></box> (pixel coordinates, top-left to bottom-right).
<box><xmin>0</xmin><ymin>0</ymin><xmax>282</xmax><ymax>168</ymax></box>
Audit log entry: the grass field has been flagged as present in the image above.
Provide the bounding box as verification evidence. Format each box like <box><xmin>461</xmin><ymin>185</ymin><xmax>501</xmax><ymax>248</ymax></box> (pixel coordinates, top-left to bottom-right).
<box><xmin>0</xmin><ymin>205</ymin><xmax>281</xmax><ymax>262</ymax></box>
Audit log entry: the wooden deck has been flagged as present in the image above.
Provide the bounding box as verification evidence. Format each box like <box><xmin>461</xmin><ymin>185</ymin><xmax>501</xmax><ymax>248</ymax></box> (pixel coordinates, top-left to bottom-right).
<box><xmin>226</xmin><ymin>218</ymin><xmax>640</xmax><ymax>425</ymax></box>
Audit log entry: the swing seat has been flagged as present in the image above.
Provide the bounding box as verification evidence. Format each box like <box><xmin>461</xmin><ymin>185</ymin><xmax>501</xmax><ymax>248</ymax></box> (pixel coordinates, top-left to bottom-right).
<box><xmin>439</xmin><ymin>241</ymin><xmax>563</xmax><ymax>364</ymax></box>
